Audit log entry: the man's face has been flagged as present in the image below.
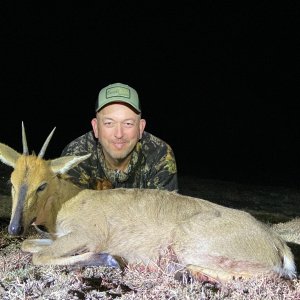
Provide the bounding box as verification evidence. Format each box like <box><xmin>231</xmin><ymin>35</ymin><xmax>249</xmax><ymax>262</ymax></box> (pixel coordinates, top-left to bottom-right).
<box><xmin>91</xmin><ymin>103</ymin><xmax>146</xmax><ymax>162</ymax></box>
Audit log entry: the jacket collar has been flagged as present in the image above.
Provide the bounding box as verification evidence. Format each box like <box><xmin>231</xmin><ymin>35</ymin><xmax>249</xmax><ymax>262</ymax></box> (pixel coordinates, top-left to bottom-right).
<box><xmin>98</xmin><ymin>141</ymin><xmax>143</xmax><ymax>183</ymax></box>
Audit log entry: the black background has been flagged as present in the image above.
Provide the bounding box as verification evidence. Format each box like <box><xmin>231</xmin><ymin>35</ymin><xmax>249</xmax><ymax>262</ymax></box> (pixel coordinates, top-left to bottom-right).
<box><xmin>0</xmin><ymin>2</ymin><xmax>299</xmax><ymax>187</ymax></box>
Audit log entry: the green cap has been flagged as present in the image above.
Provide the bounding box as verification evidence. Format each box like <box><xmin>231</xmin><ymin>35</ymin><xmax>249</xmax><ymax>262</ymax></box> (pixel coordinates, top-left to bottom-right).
<box><xmin>95</xmin><ymin>83</ymin><xmax>141</xmax><ymax>113</ymax></box>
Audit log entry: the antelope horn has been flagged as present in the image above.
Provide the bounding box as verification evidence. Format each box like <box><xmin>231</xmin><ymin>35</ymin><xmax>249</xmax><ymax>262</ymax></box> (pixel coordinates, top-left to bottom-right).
<box><xmin>22</xmin><ymin>121</ymin><xmax>29</xmax><ymax>155</ymax></box>
<box><xmin>38</xmin><ymin>127</ymin><xmax>56</xmax><ymax>158</ymax></box>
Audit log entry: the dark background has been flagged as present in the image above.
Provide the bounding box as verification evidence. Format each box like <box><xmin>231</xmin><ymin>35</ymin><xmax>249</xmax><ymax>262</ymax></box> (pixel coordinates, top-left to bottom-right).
<box><xmin>0</xmin><ymin>2</ymin><xmax>299</xmax><ymax>187</ymax></box>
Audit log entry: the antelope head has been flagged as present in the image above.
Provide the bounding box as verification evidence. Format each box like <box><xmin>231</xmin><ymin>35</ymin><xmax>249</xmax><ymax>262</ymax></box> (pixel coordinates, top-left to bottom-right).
<box><xmin>0</xmin><ymin>122</ymin><xmax>90</xmax><ymax>236</ymax></box>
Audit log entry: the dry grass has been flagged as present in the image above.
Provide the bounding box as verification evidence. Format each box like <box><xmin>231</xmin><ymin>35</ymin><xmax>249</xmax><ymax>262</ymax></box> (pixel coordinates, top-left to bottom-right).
<box><xmin>1</xmin><ymin>223</ymin><xmax>300</xmax><ymax>299</ymax></box>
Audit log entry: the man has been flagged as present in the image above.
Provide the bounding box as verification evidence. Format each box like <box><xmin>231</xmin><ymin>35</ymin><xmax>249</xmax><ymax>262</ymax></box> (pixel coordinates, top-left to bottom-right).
<box><xmin>61</xmin><ymin>82</ymin><xmax>178</xmax><ymax>191</ymax></box>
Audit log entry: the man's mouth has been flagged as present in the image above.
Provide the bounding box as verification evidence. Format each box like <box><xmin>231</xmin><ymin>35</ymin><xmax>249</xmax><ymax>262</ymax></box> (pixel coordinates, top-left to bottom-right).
<box><xmin>113</xmin><ymin>141</ymin><xmax>126</xmax><ymax>149</ymax></box>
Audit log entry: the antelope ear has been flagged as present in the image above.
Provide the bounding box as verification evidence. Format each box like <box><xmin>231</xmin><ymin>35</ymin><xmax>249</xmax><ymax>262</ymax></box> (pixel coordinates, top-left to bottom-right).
<box><xmin>49</xmin><ymin>154</ymin><xmax>91</xmax><ymax>174</ymax></box>
<box><xmin>0</xmin><ymin>143</ymin><xmax>21</xmax><ymax>168</ymax></box>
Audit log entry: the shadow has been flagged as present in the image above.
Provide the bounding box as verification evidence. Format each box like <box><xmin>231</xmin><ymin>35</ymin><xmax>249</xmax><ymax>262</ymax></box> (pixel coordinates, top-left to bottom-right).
<box><xmin>288</xmin><ymin>242</ymin><xmax>300</xmax><ymax>275</ymax></box>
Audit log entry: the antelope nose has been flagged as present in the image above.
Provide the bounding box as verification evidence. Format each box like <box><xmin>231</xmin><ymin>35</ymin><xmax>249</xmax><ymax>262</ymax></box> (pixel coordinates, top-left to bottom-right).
<box><xmin>8</xmin><ymin>224</ymin><xmax>24</xmax><ymax>236</ymax></box>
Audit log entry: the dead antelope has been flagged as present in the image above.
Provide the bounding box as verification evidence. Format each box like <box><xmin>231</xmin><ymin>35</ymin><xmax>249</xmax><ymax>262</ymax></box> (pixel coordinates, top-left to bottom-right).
<box><xmin>0</xmin><ymin>123</ymin><xmax>297</xmax><ymax>283</ymax></box>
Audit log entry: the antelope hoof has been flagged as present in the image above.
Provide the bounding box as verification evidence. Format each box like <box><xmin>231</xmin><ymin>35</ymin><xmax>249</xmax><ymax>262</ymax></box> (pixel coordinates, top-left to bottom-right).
<box><xmin>85</xmin><ymin>253</ymin><xmax>127</xmax><ymax>269</ymax></box>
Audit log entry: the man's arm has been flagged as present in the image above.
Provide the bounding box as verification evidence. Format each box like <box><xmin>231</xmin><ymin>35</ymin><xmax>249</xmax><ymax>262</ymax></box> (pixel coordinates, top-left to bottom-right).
<box><xmin>146</xmin><ymin>144</ymin><xmax>178</xmax><ymax>191</ymax></box>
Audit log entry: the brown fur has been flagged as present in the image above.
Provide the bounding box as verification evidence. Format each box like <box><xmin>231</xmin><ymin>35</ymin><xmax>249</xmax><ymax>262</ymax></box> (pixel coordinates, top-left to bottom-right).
<box><xmin>0</xmin><ymin>127</ymin><xmax>297</xmax><ymax>283</ymax></box>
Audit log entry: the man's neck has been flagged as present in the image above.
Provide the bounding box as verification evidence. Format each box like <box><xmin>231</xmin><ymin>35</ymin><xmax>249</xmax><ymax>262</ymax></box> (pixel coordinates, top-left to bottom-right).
<box><xmin>105</xmin><ymin>156</ymin><xmax>131</xmax><ymax>172</ymax></box>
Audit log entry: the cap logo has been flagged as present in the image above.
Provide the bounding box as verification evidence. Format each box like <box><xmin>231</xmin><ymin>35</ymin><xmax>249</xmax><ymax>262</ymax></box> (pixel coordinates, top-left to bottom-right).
<box><xmin>106</xmin><ymin>86</ymin><xmax>130</xmax><ymax>99</ymax></box>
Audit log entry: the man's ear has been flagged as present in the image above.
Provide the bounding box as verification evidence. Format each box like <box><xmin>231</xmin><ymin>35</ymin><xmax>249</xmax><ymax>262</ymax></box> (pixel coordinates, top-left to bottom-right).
<box><xmin>91</xmin><ymin>117</ymin><xmax>99</xmax><ymax>138</ymax></box>
<box><xmin>139</xmin><ymin>119</ymin><xmax>146</xmax><ymax>139</ymax></box>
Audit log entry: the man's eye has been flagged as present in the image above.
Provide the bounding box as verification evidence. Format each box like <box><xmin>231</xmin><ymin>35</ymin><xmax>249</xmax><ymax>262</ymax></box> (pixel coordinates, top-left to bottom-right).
<box><xmin>124</xmin><ymin>122</ymin><xmax>134</xmax><ymax>128</ymax></box>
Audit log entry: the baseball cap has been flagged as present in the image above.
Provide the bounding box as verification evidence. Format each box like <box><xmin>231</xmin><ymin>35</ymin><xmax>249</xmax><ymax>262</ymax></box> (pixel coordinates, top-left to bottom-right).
<box><xmin>95</xmin><ymin>83</ymin><xmax>141</xmax><ymax>113</ymax></box>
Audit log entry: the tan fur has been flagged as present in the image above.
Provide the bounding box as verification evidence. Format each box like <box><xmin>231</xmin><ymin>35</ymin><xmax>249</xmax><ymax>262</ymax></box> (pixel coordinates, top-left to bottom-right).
<box><xmin>0</xmin><ymin>127</ymin><xmax>297</xmax><ymax>283</ymax></box>
<box><xmin>272</xmin><ymin>218</ymin><xmax>300</xmax><ymax>245</ymax></box>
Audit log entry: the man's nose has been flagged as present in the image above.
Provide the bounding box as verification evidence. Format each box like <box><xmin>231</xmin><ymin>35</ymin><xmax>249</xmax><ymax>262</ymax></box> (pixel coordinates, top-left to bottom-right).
<box><xmin>114</xmin><ymin>123</ymin><xmax>124</xmax><ymax>138</ymax></box>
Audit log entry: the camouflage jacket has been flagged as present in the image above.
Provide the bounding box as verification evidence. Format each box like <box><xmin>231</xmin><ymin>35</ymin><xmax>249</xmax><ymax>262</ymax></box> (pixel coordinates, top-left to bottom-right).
<box><xmin>61</xmin><ymin>131</ymin><xmax>178</xmax><ymax>191</ymax></box>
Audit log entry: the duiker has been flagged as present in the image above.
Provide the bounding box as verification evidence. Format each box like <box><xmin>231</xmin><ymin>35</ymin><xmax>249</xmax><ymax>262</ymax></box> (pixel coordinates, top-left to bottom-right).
<box><xmin>0</xmin><ymin>123</ymin><xmax>296</xmax><ymax>283</ymax></box>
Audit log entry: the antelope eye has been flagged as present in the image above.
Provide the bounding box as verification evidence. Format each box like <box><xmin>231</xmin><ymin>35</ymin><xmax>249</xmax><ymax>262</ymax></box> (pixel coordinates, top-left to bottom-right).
<box><xmin>37</xmin><ymin>183</ymin><xmax>47</xmax><ymax>192</ymax></box>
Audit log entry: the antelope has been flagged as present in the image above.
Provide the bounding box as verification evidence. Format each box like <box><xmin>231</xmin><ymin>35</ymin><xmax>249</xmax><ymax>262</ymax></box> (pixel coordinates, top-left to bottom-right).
<box><xmin>0</xmin><ymin>123</ymin><xmax>297</xmax><ymax>283</ymax></box>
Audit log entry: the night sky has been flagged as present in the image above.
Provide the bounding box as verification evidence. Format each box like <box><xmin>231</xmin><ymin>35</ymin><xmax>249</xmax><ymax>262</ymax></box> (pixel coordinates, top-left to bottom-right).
<box><xmin>1</xmin><ymin>2</ymin><xmax>299</xmax><ymax>187</ymax></box>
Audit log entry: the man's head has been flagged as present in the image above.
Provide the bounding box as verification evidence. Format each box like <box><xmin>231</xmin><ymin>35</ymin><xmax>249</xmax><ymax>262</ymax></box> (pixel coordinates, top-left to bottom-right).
<box><xmin>95</xmin><ymin>83</ymin><xmax>141</xmax><ymax>114</ymax></box>
<box><xmin>91</xmin><ymin>83</ymin><xmax>146</xmax><ymax>170</ymax></box>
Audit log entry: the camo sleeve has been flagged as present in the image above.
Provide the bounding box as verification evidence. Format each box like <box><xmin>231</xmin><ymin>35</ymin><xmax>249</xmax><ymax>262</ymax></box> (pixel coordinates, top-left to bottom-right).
<box><xmin>141</xmin><ymin>134</ymin><xmax>178</xmax><ymax>191</ymax></box>
<box><xmin>147</xmin><ymin>144</ymin><xmax>178</xmax><ymax>191</ymax></box>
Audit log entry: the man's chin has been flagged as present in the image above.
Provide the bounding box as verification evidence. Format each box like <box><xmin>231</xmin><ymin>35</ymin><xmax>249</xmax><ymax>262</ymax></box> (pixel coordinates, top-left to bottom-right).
<box><xmin>111</xmin><ymin>151</ymin><xmax>128</xmax><ymax>161</ymax></box>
